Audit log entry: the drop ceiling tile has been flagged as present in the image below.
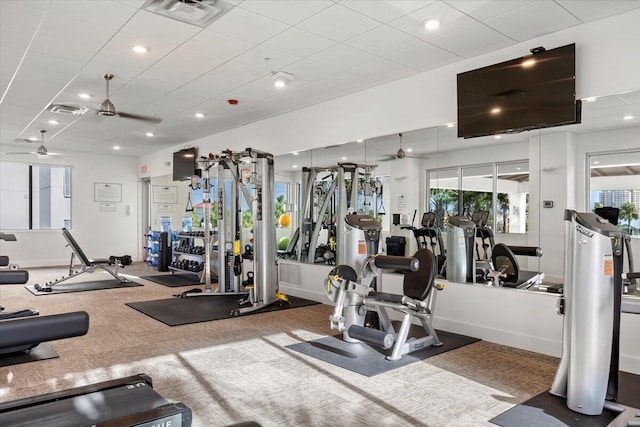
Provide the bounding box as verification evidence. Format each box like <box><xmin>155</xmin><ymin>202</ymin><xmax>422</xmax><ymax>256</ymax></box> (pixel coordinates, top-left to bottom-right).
<box><xmin>385</xmin><ymin>41</ymin><xmax>459</xmax><ymax>71</ymax></box>
<box><xmin>139</xmin><ymin>31</ymin><xmax>254</xmax><ymax>85</ymax></box>
<box><xmin>216</xmin><ymin>76</ymin><xmax>281</xmax><ymax>106</ymax></box>
<box><xmin>120</xmin><ymin>10</ymin><xmax>201</xmax><ymax>46</ymax></box>
<box><xmin>27</xmin><ymin>15</ymin><xmax>115</xmax><ymax>63</ymax></box>
<box><xmin>0</xmin><ymin>2</ymin><xmax>47</xmax><ymax>33</ymax></box>
<box><xmin>315</xmin><ymin>70</ymin><xmax>376</xmax><ymax>92</ymax></box>
<box><xmin>20</xmin><ymin>51</ymin><xmax>85</xmax><ymax>77</ymax></box>
<box><xmin>340</xmin><ymin>0</ymin><xmax>437</xmax><ymax>23</ymax></box>
<box><xmin>618</xmin><ymin>90</ymin><xmax>640</xmax><ymax>105</ymax></box>
<box><xmin>345</xmin><ymin>25</ymin><xmax>423</xmax><ymax>57</ymax></box>
<box><xmin>283</xmin><ymin>58</ymin><xmax>341</xmax><ymax>83</ymax></box>
<box><xmin>308</xmin><ymin>43</ymin><xmax>378</xmax><ymax>70</ymax></box>
<box><xmin>238</xmin><ymin>0</ymin><xmax>333</xmax><ymax>25</ymax></box>
<box><xmin>445</xmin><ymin>1</ymin><xmax>535</xmax><ymax>21</ymax></box>
<box><xmin>113</xmin><ymin>0</ymin><xmax>147</xmax><ymax>9</ymax></box>
<box><xmin>556</xmin><ymin>1</ymin><xmax>640</xmax><ymax>23</ymax></box>
<box><xmin>45</xmin><ymin>0</ymin><xmax>136</xmax><ymax>34</ymax></box>
<box><xmin>297</xmin><ymin>3</ymin><xmax>381</xmax><ymax>42</ymax></box>
<box><xmin>428</xmin><ymin>22</ymin><xmax>514</xmax><ymax>58</ymax></box>
<box><xmin>484</xmin><ymin>2</ymin><xmax>581</xmax><ymax>42</ymax></box>
<box><xmin>388</xmin><ymin>1</ymin><xmax>477</xmax><ymax>41</ymax></box>
<box><xmin>347</xmin><ymin>57</ymin><xmax>417</xmax><ymax>83</ymax></box>
<box><xmin>206</xmin><ymin>6</ymin><xmax>289</xmax><ymax>44</ymax></box>
<box><xmin>232</xmin><ymin>45</ymin><xmax>300</xmax><ymax>76</ymax></box>
<box><xmin>261</xmin><ymin>27</ymin><xmax>336</xmax><ymax>58</ymax></box>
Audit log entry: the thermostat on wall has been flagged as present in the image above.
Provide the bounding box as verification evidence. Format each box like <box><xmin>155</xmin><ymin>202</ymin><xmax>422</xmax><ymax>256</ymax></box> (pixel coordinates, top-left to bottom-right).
<box><xmin>543</xmin><ymin>200</ymin><xmax>554</xmax><ymax>208</ymax></box>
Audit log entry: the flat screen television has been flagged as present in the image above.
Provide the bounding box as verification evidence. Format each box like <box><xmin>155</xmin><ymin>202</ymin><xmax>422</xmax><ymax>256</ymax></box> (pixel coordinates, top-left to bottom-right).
<box><xmin>173</xmin><ymin>147</ymin><xmax>197</xmax><ymax>181</ymax></box>
<box><xmin>457</xmin><ymin>43</ymin><xmax>580</xmax><ymax>139</ymax></box>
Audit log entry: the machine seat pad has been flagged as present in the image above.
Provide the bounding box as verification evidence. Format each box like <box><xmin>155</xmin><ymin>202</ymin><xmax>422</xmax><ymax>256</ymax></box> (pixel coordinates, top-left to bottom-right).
<box><xmin>368</xmin><ymin>291</ymin><xmax>404</xmax><ymax>304</ymax></box>
<box><xmin>87</xmin><ymin>258</ymin><xmax>112</xmax><ymax>265</ymax></box>
<box><xmin>329</xmin><ymin>265</ymin><xmax>357</xmax><ymax>283</ymax></box>
<box><xmin>0</xmin><ymin>270</ymin><xmax>29</xmax><ymax>285</ymax></box>
<box><xmin>0</xmin><ymin>311</ymin><xmax>89</xmax><ymax>349</ymax></box>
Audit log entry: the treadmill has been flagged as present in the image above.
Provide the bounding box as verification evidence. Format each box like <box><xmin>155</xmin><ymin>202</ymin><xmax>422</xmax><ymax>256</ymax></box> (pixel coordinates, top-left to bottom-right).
<box><xmin>0</xmin><ymin>373</ymin><xmax>192</xmax><ymax>427</ymax></box>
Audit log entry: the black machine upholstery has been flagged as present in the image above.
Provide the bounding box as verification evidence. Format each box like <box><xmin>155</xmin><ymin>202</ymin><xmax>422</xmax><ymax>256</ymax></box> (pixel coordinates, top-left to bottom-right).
<box><xmin>491</xmin><ymin>243</ymin><xmax>520</xmax><ymax>285</ymax></box>
<box><xmin>369</xmin><ymin>248</ymin><xmax>437</xmax><ymax>302</ymax></box>
<box><xmin>62</xmin><ymin>227</ymin><xmax>111</xmax><ymax>266</ymax></box>
<box><xmin>0</xmin><ymin>311</ymin><xmax>89</xmax><ymax>353</ymax></box>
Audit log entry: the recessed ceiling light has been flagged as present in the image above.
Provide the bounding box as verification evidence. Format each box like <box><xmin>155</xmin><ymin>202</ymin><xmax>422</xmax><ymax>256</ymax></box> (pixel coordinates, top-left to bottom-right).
<box><xmin>195</xmin><ymin>112</ymin><xmax>205</xmax><ymax>118</ymax></box>
<box><xmin>593</xmin><ymin>161</ymin><xmax>600</xmax><ymax>165</ymax></box>
<box><xmin>490</xmin><ymin>107</ymin><xmax>502</xmax><ymax>115</ymax></box>
<box><xmin>521</xmin><ymin>58</ymin><xmax>536</xmax><ymax>68</ymax></box>
<box><xmin>113</xmin><ymin>146</ymin><xmax>121</xmax><ymax>150</ymax></box>
<box><xmin>341</xmin><ymin>157</ymin><xmax>347</xmax><ymax>160</ymax></box>
<box><xmin>584</xmin><ymin>97</ymin><xmax>597</xmax><ymax>102</ymax></box>
<box><xmin>517</xmin><ymin>167</ymin><xmax>521</xmax><ymax>170</ymax></box>
<box><xmin>356</xmin><ymin>139</ymin><xmax>364</xmax><ymax>143</ymax></box>
<box><xmin>293</xmin><ymin>165</ymin><xmax>298</xmax><ymax>168</ymax></box>
<box><xmin>623</xmin><ymin>115</ymin><xmax>634</xmax><ymax>120</ymax></box>
<box><xmin>446</xmin><ymin>122</ymin><xmax>455</xmax><ymax>128</ymax></box>
<box><xmin>406</xmin><ymin>148</ymin><xmax>413</xmax><ymax>152</ymax></box>
<box><xmin>48</xmin><ymin>120</ymin><xmax>59</xmax><ymax>125</ymax></box>
<box><xmin>146</xmin><ymin>132</ymin><xmax>155</xmax><ymax>137</ymax></box>
<box><xmin>132</xmin><ymin>45</ymin><xmax>148</xmax><ymax>54</ymax></box>
<box><xmin>494</xmin><ymin>135</ymin><xmax>502</xmax><ymax>139</ymax></box>
<box><xmin>78</xmin><ymin>93</ymin><xmax>92</xmax><ymax>99</ymax></box>
<box><xmin>272</xmin><ymin>71</ymin><xmax>294</xmax><ymax>88</ymax></box>
<box><xmin>423</xmin><ymin>19</ymin><xmax>440</xmax><ymax>31</ymax></box>
<box><xmin>28</xmin><ymin>137</ymin><xmax>38</xmax><ymax>141</ymax></box>
<box><xmin>292</xmin><ymin>151</ymin><xmax>299</xmax><ymax>155</ymax></box>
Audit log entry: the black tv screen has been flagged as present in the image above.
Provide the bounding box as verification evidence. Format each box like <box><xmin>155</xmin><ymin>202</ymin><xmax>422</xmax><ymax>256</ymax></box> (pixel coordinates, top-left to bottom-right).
<box><xmin>457</xmin><ymin>43</ymin><xmax>580</xmax><ymax>138</ymax></box>
<box><xmin>173</xmin><ymin>148</ymin><xmax>197</xmax><ymax>181</ymax></box>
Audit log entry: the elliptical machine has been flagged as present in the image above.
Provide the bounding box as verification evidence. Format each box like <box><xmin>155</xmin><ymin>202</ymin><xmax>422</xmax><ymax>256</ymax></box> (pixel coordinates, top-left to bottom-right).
<box><xmin>325</xmin><ymin>214</ymin><xmax>444</xmax><ymax>361</ymax></box>
<box><xmin>550</xmin><ymin>210</ymin><xmax>640</xmax><ymax>421</ymax></box>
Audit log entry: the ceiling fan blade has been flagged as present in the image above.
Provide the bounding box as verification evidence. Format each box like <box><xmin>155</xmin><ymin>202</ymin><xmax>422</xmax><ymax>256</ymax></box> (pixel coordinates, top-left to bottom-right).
<box><xmin>6</xmin><ymin>152</ymin><xmax>36</xmax><ymax>155</ymax></box>
<box><xmin>115</xmin><ymin>111</ymin><xmax>162</xmax><ymax>123</ymax></box>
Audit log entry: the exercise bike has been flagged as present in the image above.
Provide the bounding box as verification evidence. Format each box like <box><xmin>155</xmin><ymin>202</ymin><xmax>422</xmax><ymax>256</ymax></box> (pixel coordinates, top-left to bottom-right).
<box><xmin>325</xmin><ymin>214</ymin><xmax>444</xmax><ymax>361</ymax></box>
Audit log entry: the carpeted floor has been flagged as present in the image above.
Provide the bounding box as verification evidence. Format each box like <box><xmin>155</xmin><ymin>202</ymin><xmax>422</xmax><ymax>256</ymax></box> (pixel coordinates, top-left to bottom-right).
<box><xmin>1</xmin><ymin>263</ymin><xmax>567</xmax><ymax>426</ymax></box>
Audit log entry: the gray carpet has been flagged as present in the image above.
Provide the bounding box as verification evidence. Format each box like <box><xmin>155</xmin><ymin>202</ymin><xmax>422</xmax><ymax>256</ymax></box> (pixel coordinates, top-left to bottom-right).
<box><xmin>287</xmin><ymin>327</ymin><xmax>480</xmax><ymax>376</ymax></box>
<box><xmin>25</xmin><ymin>279</ymin><xmax>142</xmax><ymax>295</ymax></box>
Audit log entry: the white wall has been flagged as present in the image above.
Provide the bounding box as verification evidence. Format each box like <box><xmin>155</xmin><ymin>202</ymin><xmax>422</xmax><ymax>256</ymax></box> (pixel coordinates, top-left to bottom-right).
<box><xmin>0</xmin><ymin>150</ymin><xmax>140</xmax><ymax>267</ymax></box>
<box><xmin>138</xmin><ymin>11</ymin><xmax>640</xmax><ymax>175</ymax></box>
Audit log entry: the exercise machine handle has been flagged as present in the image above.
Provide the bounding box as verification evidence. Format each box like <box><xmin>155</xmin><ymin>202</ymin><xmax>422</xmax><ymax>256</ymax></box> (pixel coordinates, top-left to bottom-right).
<box><xmin>508</xmin><ymin>245</ymin><xmax>543</xmax><ymax>257</ymax></box>
<box><xmin>374</xmin><ymin>255</ymin><xmax>419</xmax><ymax>272</ymax></box>
<box><xmin>623</xmin><ymin>272</ymin><xmax>640</xmax><ymax>280</ymax></box>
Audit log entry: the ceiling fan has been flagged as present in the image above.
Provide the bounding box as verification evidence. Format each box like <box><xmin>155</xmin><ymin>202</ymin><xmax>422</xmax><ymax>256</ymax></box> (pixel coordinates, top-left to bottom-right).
<box><xmin>7</xmin><ymin>130</ymin><xmax>65</xmax><ymax>157</ymax></box>
<box><xmin>95</xmin><ymin>73</ymin><xmax>162</xmax><ymax>124</ymax></box>
<box><xmin>385</xmin><ymin>133</ymin><xmax>429</xmax><ymax>160</ymax></box>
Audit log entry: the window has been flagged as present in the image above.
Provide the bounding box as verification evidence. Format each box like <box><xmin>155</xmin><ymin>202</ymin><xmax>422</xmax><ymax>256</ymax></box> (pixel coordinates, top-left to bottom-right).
<box><xmin>428</xmin><ymin>168</ymin><xmax>459</xmax><ymax>227</ymax></box>
<box><xmin>589</xmin><ymin>150</ymin><xmax>640</xmax><ymax>235</ymax></box>
<box><xmin>496</xmin><ymin>161</ymin><xmax>529</xmax><ymax>233</ymax></box>
<box><xmin>0</xmin><ymin>162</ymin><xmax>72</xmax><ymax>230</ymax></box>
<box><xmin>427</xmin><ymin>161</ymin><xmax>529</xmax><ymax>234</ymax></box>
<box><xmin>461</xmin><ymin>165</ymin><xmax>494</xmax><ymax>226</ymax></box>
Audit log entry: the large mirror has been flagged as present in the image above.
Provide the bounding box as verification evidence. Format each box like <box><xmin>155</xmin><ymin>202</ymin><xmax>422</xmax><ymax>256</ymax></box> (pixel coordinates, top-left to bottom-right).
<box><xmin>142</xmin><ymin>89</ymin><xmax>639</xmax><ymax>291</ymax></box>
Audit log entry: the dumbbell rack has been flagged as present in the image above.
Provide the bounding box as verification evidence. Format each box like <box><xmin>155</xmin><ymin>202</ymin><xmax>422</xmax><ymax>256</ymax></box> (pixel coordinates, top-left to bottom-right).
<box><xmin>169</xmin><ymin>231</ymin><xmax>216</xmax><ymax>283</ymax></box>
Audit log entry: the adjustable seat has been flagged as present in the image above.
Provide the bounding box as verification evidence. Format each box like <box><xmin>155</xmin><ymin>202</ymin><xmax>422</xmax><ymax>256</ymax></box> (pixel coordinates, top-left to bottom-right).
<box><xmin>34</xmin><ymin>228</ymin><xmax>131</xmax><ymax>292</ymax></box>
<box><xmin>349</xmin><ymin>248</ymin><xmax>444</xmax><ymax>361</ymax></box>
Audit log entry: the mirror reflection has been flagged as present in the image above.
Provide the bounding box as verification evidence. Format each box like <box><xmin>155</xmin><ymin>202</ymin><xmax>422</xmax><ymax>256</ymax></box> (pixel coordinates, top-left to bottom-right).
<box><xmin>144</xmin><ymin>89</ymin><xmax>639</xmax><ymax>292</ymax></box>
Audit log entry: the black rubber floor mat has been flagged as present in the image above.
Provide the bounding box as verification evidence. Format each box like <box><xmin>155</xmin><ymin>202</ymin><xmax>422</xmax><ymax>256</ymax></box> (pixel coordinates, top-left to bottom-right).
<box><xmin>25</xmin><ymin>279</ymin><xmax>142</xmax><ymax>295</ymax></box>
<box><xmin>0</xmin><ymin>343</ymin><xmax>58</xmax><ymax>367</ymax></box>
<box><xmin>490</xmin><ymin>372</ymin><xmax>640</xmax><ymax>427</ymax></box>
<box><xmin>286</xmin><ymin>327</ymin><xmax>480</xmax><ymax>376</ymax></box>
<box><xmin>139</xmin><ymin>274</ymin><xmax>202</xmax><ymax>287</ymax></box>
<box><xmin>126</xmin><ymin>294</ymin><xmax>320</xmax><ymax>326</ymax></box>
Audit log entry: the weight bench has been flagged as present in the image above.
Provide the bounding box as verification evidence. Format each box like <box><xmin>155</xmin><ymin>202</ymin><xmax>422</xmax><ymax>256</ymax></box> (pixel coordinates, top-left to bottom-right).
<box><xmin>491</xmin><ymin>243</ymin><xmax>544</xmax><ymax>289</ymax></box>
<box><xmin>349</xmin><ymin>248</ymin><xmax>445</xmax><ymax>361</ymax></box>
<box><xmin>34</xmin><ymin>228</ymin><xmax>131</xmax><ymax>292</ymax></box>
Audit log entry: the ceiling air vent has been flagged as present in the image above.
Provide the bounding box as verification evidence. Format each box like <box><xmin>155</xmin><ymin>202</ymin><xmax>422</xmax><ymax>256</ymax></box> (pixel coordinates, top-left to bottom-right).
<box><xmin>46</xmin><ymin>103</ymin><xmax>89</xmax><ymax>116</ymax></box>
<box><xmin>141</xmin><ymin>0</ymin><xmax>233</xmax><ymax>27</ymax></box>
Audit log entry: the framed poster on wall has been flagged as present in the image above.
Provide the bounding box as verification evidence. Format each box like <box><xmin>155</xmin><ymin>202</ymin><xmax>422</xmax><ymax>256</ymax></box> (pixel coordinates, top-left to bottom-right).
<box><xmin>153</xmin><ymin>186</ymin><xmax>178</xmax><ymax>204</ymax></box>
<box><xmin>94</xmin><ymin>182</ymin><xmax>122</xmax><ymax>203</ymax></box>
